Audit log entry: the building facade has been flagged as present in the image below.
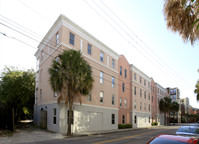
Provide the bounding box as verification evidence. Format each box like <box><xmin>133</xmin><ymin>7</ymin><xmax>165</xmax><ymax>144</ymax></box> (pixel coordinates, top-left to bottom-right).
<box><xmin>34</xmin><ymin>14</ymin><xmax>172</xmax><ymax>134</ymax></box>
<box><xmin>131</xmin><ymin>65</ymin><xmax>151</xmax><ymax>128</ymax></box>
<box><xmin>34</xmin><ymin>15</ymin><xmax>120</xmax><ymax>134</ymax></box>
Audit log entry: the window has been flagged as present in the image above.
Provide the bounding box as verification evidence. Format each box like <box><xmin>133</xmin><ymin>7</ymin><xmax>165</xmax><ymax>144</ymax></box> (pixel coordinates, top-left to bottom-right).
<box><xmin>53</xmin><ymin>108</ymin><xmax>56</xmax><ymax>124</ymax></box>
<box><xmin>87</xmin><ymin>91</ymin><xmax>92</xmax><ymax>101</ymax></box>
<box><xmin>100</xmin><ymin>72</ymin><xmax>104</xmax><ymax>83</ymax></box>
<box><xmin>144</xmin><ymin>91</ymin><xmax>146</xmax><ymax>99</ymax></box>
<box><xmin>87</xmin><ymin>44</ymin><xmax>92</xmax><ymax>55</ymax></box>
<box><xmin>134</xmin><ymin>100</ymin><xmax>136</xmax><ymax>109</ymax></box>
<box><xmin>69</xmin><ymin>32</ymin><xmax>75</xmax><ymax>45</ymax></box>
<box><xmin>149</xmin><ymin>117</ymin><xmax>150</xmax><ymax>123</ymax></box>
<box><xmin>67</xmin><ymin>110</ymin><xmax>74</xmax><ymax>125</ymax></box>
<box><xmin>140</xmin><ymin>76</ymin><xmax>142</xmax><ymax>83</ymax></box>
<box><xmin>40</xmin><ymin>89</ymin><xmax>42</xmax><ymax>101</ymax></box>
<box><xmin>148</xmin><ymin>94</ymin><xmax>150</xmax><ymax>100</ymax></box>
<box><xmin>140</xmin><ymin>89</ymin><xmax>142</xmax><ymax>97</ymax></box>
<box><xmin>140</xmin><ymin>102</ymin><xmax>142</xmax><ymax>110</ymax></box>
<box><xmin>112</xmin><ymin>94</ymin><xmax>115</xmax><ymax>105</ymax></box>
<box><xmin>125</xmin><ymin>69</ymin><xmax>127</xmax><ymax>78</ymax></box>
<box><xmin>112</xmin><ymin>77</ymin><xmax>115</xmax><ymax>87</ymax></box>
<box><xmin>134</xmin><ymin>87</ymin><xmax>136</xmax><ymax>95</ymax></box>
<box><xmin>56</xmin><ymin>32</ymin><xmax>59</xmax><ymax>45</ymax></box>
<box><xmin>122</xmin><ymin>83</ymin><xmax>125</xmax><ymax>92</ymax></box>
<box><xmin>54</xmin><ymin>91</ymin><xmax>57</xmax><ymax>97</ymax></box>
<box><xmin>100</xmin><ymin>52</ymin><xmax>104</xmax><ymax>62</ymax></box>
<box><xmin>144</xmin><ymin>103</ymin><xmax>146</xmax><ymax>110</ymax></box>
<box><xmin>134</xmin><ymin>73</ymin><xmax>136</xmax><ymax>80</ymax></box>
<box><xmin>100</xmin><ymin>91</ymin><xmax>104</xmax><ymax>103</ymax></box>
<box><xmin>41</xmin><ymin>50</ymin><xmax>44</xmax><ymax>61</ymax></box>
<box><xmin>144</xmin><ymin>80</ymin><xmax>146</xmax><ymax>86</ymax></box>
<box><xmin>122</xmin><ymin>115</ymin><xmax>125</xmax><ymax>124</ymax></box>
<box><xmin>134</xmin><ymin>115</ymin><xmax>137</xmax><ymax>124</ymax></box>
<box><xmin>112</xmin><ymin>114</ymin><xmax>115</xmax><ymax>124</ymax></box>
<box><xmin>149</xmin><ymin>104</ymin><xmax>150</xmax><ymax>111</ymax></box>
<box><xmin>112</xmin><ymin>59</ymin><xmax>115</xmax><ymax>68</ymax></box>
<box><xmin>120</xmin><ymin>66</ymin><xmax>122</xmax><ymax>75</ymax></box>
<box><xmin>125</xmin><ymin>99</ymin><xmax>127</xmax><ymax>108</ymax></box>
<box><xmin>148</xmin><ymin>82</ymin><xmax>150</xmax><ymax>88</ymax></box>
<box><xmin>120</xmin><ymin>98</ymin><xmax>122</xmax><ymax>107</ymax></box>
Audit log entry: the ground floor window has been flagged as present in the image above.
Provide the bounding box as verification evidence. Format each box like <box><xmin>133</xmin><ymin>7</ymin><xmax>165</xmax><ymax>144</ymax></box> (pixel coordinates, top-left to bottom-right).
<box><xmin>122</xmin><ymin>115</ymin><xmax>125</xmax><ymax>124</ymax></box>
<box><xmin>53</xmin><ymin>108</ymin><xmax>56</xmax><ymax>124</ymax></box>
<box><xmin>67</xmin><ymin>110</ymin><xmax>74</xmax><ymax>125</ymax></box>
<box><xmin>112</xmin><ymin>114</ymin><xmax>115</xmax><ymax>124</ymax></box>
<box><xmin>134</xmin><ymin>115</ymin><xmax>137</xmax><ymax>124</ymax></box>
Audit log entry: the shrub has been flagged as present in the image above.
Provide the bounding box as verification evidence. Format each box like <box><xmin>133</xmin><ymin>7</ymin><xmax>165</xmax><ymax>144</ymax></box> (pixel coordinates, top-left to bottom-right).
<box><xmin>151</xmin><ymin>122</ymin><xmax>158</xmax><ymax>126</ymax></box>
<box><xmin>118</xmin><ymin>124</ymin><xmax>132</xmax><ymax>129</ymax></box>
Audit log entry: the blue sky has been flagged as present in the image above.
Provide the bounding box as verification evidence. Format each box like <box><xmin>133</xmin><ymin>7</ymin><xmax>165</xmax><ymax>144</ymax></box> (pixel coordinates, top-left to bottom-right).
<box><xmin>0</xmin><ymin>0</ymin><xmax>198</xmax><ymax>108</ymax></box>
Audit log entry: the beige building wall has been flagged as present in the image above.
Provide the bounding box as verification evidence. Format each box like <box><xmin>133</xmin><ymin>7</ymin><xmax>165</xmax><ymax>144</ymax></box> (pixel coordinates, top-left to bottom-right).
<box><xmin>34</xmin><ymin>15</ymin><xmax>119</xmax><ymax>133</ymax></box>
<box><xmin>130</xmin><ymin>65</ymin><xmax>151</xmax><ymax>128</ymax></box>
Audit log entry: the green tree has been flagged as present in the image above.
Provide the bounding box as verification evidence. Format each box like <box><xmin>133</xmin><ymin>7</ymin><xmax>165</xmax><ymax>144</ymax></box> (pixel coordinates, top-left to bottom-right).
<box><xmin>48</xmin><ymin>50</ymin><xmax>93</xmax><ymax>136</ymax></box>
<box><xmin>0</xmin><ymin>67</ymin><xmax>35</xmax><ymax>121</ymax></box>
<box><xmin>159</xmin><ymin>97</ymin><xmax>172</xmax><ymax>125</ymax></box>
<box><xmin>164</xmin><ymin>0</ymin><xmax>199</xmax><ymax>45</ymax></box>
<box><xmin>195</xmin><ymin>80</ymin><xmax>199</xmax><ymax>101</ymax></box>
<box><xmin>171</xmin><ymin>101</ymin><xmax>180</xmax><ymax>121</ymax></box>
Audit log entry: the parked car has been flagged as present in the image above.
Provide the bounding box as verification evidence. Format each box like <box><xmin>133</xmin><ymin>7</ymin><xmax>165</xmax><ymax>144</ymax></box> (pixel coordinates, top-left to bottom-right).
<box><xmin>147</xmin><ymin>134</ymin><xmax>199</xmax><ymax>144</ymax></box>
<box><xmin>176</xmin><ymin>126</ymin><xmax>199</xmax><ymax>136</ymax></box>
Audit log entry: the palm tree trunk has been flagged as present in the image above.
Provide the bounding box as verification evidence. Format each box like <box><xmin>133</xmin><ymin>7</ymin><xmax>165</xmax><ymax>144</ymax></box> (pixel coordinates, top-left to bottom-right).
<box><xmin>67</xmin><ymin>103</ymin><xmax>72</xmax><ymax>136</ymax></box>
<box><xmin>164</xmin><ymin>113</ymin><xmax>166</xmax><ymax>125</ymax></box>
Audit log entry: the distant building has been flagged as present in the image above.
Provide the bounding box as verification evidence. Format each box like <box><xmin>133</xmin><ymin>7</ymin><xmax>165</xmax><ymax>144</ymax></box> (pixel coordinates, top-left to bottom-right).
<box><xmin>166</xmin><ymin>87</ymin><xmax>181</xmax><ymax>123</ymax></box>
<box><xmin>180</xmin><ymin>97</ymin><xmax>189</xmax><ymax>115</ymax></box>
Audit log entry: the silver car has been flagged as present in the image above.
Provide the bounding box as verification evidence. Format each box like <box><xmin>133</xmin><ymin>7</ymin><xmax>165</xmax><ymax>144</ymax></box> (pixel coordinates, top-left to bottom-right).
<box><xmin>176</xmin><ymin>126</ymin><xmax>199</xmax><ymax>136</ymax></box>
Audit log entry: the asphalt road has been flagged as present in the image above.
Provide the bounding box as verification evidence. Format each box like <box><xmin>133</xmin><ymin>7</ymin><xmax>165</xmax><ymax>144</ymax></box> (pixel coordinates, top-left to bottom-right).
<box><xmin>27</xmin><ymin>126</ymin><xmax>178</xmax><ymax>144</ymax></box>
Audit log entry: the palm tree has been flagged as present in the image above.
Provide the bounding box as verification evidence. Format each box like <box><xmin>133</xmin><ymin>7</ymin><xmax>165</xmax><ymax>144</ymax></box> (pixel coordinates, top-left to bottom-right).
<box><xmin>159</xmin><ymin>97</ymin><xmax>172</xmax><ymax>125</ymax></box>
<box><xmin>171</xmin><ymin>101</ymin><xmax>179</xmax><ymax>123</ymax></box>
<box><xmin>163</xmin><ymin>0</ymin><xmax>199</xmax><ymax>45</ymax></box>
<box><xmin>194</xmin><ymin>80</ymin><xmax>199</xmax><ymax>101</ymax></box>
<box><xmin>49</xmin><ymin>50</ymin><xmax>94</xmax><ymax>136</ymax></box>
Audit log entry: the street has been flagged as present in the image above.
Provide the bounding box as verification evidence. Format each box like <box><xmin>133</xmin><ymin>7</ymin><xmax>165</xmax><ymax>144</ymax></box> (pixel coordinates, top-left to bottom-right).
<box><xmin>26</xmin><ymin>126</ymin><xmax>179</xmax><ymax>144</ymax></box>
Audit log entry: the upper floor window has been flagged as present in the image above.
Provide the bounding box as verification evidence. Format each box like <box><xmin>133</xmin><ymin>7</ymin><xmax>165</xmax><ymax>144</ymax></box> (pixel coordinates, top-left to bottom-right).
<box><xmin>125</xmin><ymin>69</ymin><xmax>127</xmax><ymax>78</ymax></box>
<box><xmin>144</xmin><ymin>91</ymin><xmax>146</xmax><ymax>99</ymax></box>
<box><xmin>144</xmin><ymin>79</ymin><xmax>146</xmax><ymax>86</ymax></box>
<box><xmin>125</xmin><ymin>99</ymin><xmax>127</xmax><ymax>108</ymax></box>
<box><xmin>56</xmin><ymin>32</ymin><xmax>59</xmax><ymax>45</ymax></box>
<box><xmin>134</xmin><ymin>86</ymin><xmax>136</xmax><ymax>95</ymax></box>
<box><xmin>140</xmin><ymin>89</ymin><xmax>142</xmax><ymax>97</ymax></box>
<box><xmin>41</xmin><ymin>50</ymin><xmax>44</xmax><ymax>61</ymax></box>
<box><xmin>120</xmin><ymin>66</ymin><xmax>122</xmax><ymax>75</ymax></box>
<box><xmin>112</xmin><ymin>77</ymin><xmax>115</xmax><ymax>87</ymax></box>
<box><xmin>149</xmin><ymin>104</ymin><xmax>151</xmax><ymax>111</ymax></box>
<box><xmin>122</xmin><ymin>83</ymin><xmax>125</xmax><ymax>92</ymax></box>
<box><xmin>69</xmin><ymin>32</ymin><xmax>75</xmax><ymax>45</ymax></box>
<box><xmin>100</xmin><ymin>52</ymin><xmax>104</xmax><ymax>62</ymax></box>
<box><xmin>100</xmin><ymin>72</ymin><xmax>104</xmax><ymax>83</ymax></box>
<box><xmin>120</xmin><ymin>98</ymin><xmax>122</xmax><ymax>107</ymax></box>
<box><xmin>140</xmin><ymin>102</ymin><xmax>142</xmax><ymax>110</ymax></box>
<box><xmin>134</xmin><ymin>100</ymin><xmax>136</xmax><ymax>109</ymax></box>
<box><xmin>140</xmin><ymin>76</ymin><xmax>142</xmax><ymax>84</ymax></box>
<box><xmin>112</xmin><ymin>94</ymin><xmax>115</xmax><ymax>105</ymax></box>
<box><xmin>112</xmin><ymin>59</ymin><xmax>115</xmax><ymax>68</ymax></box>
<box><xmin>40</xmin><ymin>89</ymin><xmax>42</xmax><ymax>101</ymax></box>
<box><xmin>134</xmin><ymin>73</ymin><xmax>136</xmax><ymax>80</ymax></box>
<box><xmin>87</xmin><ymin>44</ymin><xmax>92</xmax><ymax>55</ymax></box>
<box><xmin>87</xmin><ymin>90</ymin><xmax>92</xmax><ymax>101</ymax></box>
<box><xmin>148</xmin><ymin>94</ymin><xmax>150</xmax><ymax>100</ymax></box>
<box><xmin>100</xmin><ymin>91</ymin><xmax>104</xmax><ymax>103</ymax></box>
<box><xmin>144</xmin><ymin>103</ymin><xmax>146</xmax><ymax>110</ymax></box>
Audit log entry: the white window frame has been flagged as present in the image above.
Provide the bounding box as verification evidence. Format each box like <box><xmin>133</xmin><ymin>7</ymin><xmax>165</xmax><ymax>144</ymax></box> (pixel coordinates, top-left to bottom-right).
<box><xmin>100</xmin><ymin>72</ymin><xmax>104</xmax><ymax>83</ymax></box>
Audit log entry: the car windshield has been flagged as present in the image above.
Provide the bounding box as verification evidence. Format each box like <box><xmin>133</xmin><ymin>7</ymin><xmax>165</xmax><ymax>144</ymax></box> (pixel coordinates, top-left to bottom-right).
<box><xmin>149</xmin><ymin>137</ymin><xmax>189</xmax><ymax>144</ymax></box>
<box><xmin>177</xmin><ymin>127</ymin><xmax>199</xmax><ymax>134</ymax></box>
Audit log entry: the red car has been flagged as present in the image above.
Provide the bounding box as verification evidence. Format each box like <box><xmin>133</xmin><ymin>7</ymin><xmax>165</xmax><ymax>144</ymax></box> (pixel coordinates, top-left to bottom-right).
<box><xmin>147</xmin><ymin>134</ymin><xmax>199</xmax><ymax>144</ymax></box>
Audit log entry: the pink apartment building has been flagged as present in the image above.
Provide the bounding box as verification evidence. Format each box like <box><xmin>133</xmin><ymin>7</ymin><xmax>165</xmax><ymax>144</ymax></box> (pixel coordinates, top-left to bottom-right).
<box><xmin>118</xmin><ymin>55</ymin><xmax>131</xmax><ymax>124</ymax></box>
<box><xmin>34</xmin><ymin>14</ymin><xmax>168</xmax><ymax>134</ymax></box>
<box><xmin>34</xmin><ymin>15</ymin><xmax>119</xmax><ymax>134</ymax></box>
